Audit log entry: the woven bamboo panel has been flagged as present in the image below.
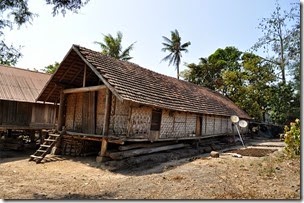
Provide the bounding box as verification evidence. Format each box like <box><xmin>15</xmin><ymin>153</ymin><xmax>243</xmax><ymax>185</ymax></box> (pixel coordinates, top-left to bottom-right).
<box><xmin>97</xmin><ymin>89</ymin><xmax>106</xmax><ymax>115</ymax></box>
<box><xmin>205</xmin><ymin>115</ymin><xmax>214</xmax><ymax>135</ymax></box>
<box><xmin>201</xmin><ymin>115</ymin><xmax>207</xmax><ymax>135</ymax></box>
<box><xmin>96</xmin><ymin>115</ymin><xmax>104</xmax><ymax>135</ymax></box>
<box><xmin>74</xmin><ymin>93</ymin><xmax>83</xmax><ymax>131</ymax></box>
<box><xmin>214</xmin><ymin>116</ymin><xmax>222</xmax><ymax>134</ymax></box>
<box><xmin>160</xmin><ymin>111</ymin><xmax>196</xmax><ymax>138</ymax></box>
<box><xmin>114</xmin><ymin>99</ymin><xmax>129</xmax><ymax>115</ymax></box>
<box><xmin>110</xmin><ymin>99</ymin><xmax>130</xmax><ymax>135</ymax></box>
<box><xmin>221</xmin><ymin>117</ymin><xmax>229</xmax><ymax>134</ymax></box>
<box><xmin>174</xmin><ymin>112</ymin><xmax>186</xmax><ymax>122</ymax></box>
<box><xmin>96</xmin><ymin>89</ymin><xmax>106</xmax><ymax>135</ymax></box>
<box><xmin>173</xmin><ymin>112</ymin><xmax>186</xmax><ymax>138</ymax></box>
<box><xmin>173</xmin><ymin>122</ymin><xmax>186</xmax><ymax>137</ymax></box>
<box><xmin>159</xmin><ymin>110</ymin><xmax>174</xmax><ymax>138</ymax></box>
<box><xmin>65</xmin><ymin>94</ymin><xmax>76</xmax><ymax>130</ymax></box>
<box><xmin>186</xmin><ymin>113</ymin><xmax>196</xmax><ymax>135</ymax></box>
<box><xmin>110</xmin><ymin>95</ymin><xmax>116</xmax><ymax>116</ymax></box>
<box><xmin>61</xmin><ymin>136</ymin><xmax>100</xmax><ymax>156</ymax></box>
<box><xmin>129</xmin><ymin>106</ymin><xmax>151</xmax><ymax>137</ymax></box>
<box><xmin>111</xmin><ymin>115</ymin><xmax>128</xmax><ymax>135</ymax></box>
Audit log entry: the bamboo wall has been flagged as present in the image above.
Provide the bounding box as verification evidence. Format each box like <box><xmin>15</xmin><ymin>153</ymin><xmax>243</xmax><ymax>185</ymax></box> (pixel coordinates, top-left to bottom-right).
<box><xmin>128</xmin><ymin>106</ymin><xmax>151</xmax><ymax>138</ymax></box>
<box><xmin>160</xmin><ymin>110</ymin><xmax>196</xmax><ymax>138</ymax></box>
<box><xmin>65</xmin><ymin>91</ymin><xmax>98</xmax><ymax>134</ymax></box>
<box><xmin>64</xmin><ymin>90</ymin><xmax>248</xmax><ymax>139</ymax></box>
<box><xmin>201</xmin><ymin>115</ymin><xmax>232</xmax><ymax>136</ymax></box>
<box><xmin>30</xmin><ymin>103</ymin><xmax>57</xmax><ymax>128</ymax></box>
<box><xmin>109</xmin><ymin>98</ymin><xmax>130</xmax><ymax>136</ymax></box>
<box><xmin>96</xmin><ymin>89</ymin><xmax>106</xmax><ymax>134</ymax></box>
<box><xmin>0</xmin><ymin>100</ymin><xmax>56</xmax><ymax>129</ymax></box>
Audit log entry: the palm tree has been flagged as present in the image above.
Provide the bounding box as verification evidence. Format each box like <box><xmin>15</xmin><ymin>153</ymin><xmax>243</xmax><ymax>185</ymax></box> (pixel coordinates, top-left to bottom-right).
<box><xmin>161</xmin><ymin>29</ymin><xmax>191</xmax><ymax>79</ymax></box>
<box><xmin>94</xmin><ymin>31</ymin><xmax>136</xmax><ymax>61</ymax></box>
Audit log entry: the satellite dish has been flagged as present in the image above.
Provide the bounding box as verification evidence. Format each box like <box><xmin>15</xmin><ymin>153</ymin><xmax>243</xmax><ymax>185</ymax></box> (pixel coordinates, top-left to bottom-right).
<box><xmin>230</xmin><ymin>115</ymin><xmax>239</xmax><ymax>123</ymax></box>
<box><xmin>239</xmin><ymin>120</ymin><xmax>248</xmax><ymax>128</ymax></box>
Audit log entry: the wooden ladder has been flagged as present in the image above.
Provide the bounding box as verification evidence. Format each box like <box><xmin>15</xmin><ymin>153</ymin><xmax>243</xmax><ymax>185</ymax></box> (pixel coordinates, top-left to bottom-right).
<box><xmin>29</xmin><ymin>133</ymin><xmax>61</xmax><ymax>163</ymax></box>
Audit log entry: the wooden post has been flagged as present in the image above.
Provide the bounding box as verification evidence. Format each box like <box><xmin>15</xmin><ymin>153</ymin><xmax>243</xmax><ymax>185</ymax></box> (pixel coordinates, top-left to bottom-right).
<box><xmin>38</xmin><ymin>130</ymin><xmax>42</xmax><ymax>144</ymax></box>
<box><xmin>100</xmin><ymin>137</ymin><xmax>108</xmax><ymax>156</ymax></box>
<box><xmin>127</xmin><ymin>106</ymin><xmax>133</xmax><ymax>137</ymax></box>
<box><xmin>103</xmin><ymin>88</ymin><xmax>112</xmax><ymax>136</ymax></box>
<box><xmin>57</xmin><ymin>90</ymin><xmax>65</xmax><ymax>132</ymax></box>
<box><xmin>97</xmin><ymin>88</ymin><xmax>112</xmax><ymax>163</ymax></box>
<box><xmin>83</xmin><ymin>64</ymin><xmax>86</xmax><ymax>87</ymax></box>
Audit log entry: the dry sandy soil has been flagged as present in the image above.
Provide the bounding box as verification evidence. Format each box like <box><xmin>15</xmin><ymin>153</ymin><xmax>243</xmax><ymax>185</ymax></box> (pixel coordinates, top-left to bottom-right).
<box><xmin>0</xmin><ymin>138</ymin><xmax>301</xmax><ymax>200</ymax></box>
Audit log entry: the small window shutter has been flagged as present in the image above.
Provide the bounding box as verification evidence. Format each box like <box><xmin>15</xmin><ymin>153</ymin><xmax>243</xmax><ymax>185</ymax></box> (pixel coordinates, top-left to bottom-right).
<box><xmin>151</xmin><ymin>109</ymin><xmax>162</xmax><ymax>131</ymax></box>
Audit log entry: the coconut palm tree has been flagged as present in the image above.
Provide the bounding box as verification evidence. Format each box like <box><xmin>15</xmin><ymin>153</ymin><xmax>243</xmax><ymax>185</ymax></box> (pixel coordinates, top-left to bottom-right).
<box><xmin>161</xmin><ymin>29</ymin><xmax>191</xmax><ymax>79</ymax></box>
<box><xmin>94</xmin><ymin>31</ymin><xmax>136</xmax><ymax>61</ymax></box>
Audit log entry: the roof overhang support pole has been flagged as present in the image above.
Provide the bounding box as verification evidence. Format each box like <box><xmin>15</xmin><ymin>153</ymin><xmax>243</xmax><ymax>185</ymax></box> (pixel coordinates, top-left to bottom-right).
<box><xmin>97</xmin><ymin>88</ymin><xmax>112</xmax><ymax>162</ymax></box>
<box><xmin>83</xmin><ymin>64</ymin><xmax>86</xmax><ymax>87</ymax></box>
<box><xmin>56</xmin><ymin>90</ymin><xmax>66</xmax><ymax>131</ymax></box>
<box><xmin>63</xmin><ymin>85</ymin><xmax>106</xmax><ymax>94</ymax></box>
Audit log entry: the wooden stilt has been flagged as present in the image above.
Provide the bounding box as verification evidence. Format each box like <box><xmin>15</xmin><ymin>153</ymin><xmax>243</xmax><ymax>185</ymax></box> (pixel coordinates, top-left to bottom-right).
<box><xmin>97</xmin><ymin>88</ymin><xmax>112</xmax><ymax>163</ymax></box>
<box><xmin>100</xmin><ymin>137</ymin><xmax>108</xmax><ymax>156</ymax></box>
<box><xmin>39</xmin><ymin>130</ymin><xmax>42</xmax><ymax>145</ymax></box>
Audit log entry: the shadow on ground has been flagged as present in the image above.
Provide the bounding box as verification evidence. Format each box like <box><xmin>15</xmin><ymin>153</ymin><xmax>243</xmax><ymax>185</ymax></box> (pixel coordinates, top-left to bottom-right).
<box><xmin>32</xmin><ymin>191</ymin><xmax>117</xmax><ymax>200</ymax></box>
<box><xmin>1</xmin><ymin>136</ymin><xmax>285</xmax><ymax>176</ymax></box>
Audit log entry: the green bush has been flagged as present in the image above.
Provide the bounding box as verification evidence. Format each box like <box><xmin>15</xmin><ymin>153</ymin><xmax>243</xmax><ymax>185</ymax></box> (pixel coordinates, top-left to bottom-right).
<box><xmin>284</xmin><ymin>119</ymin><xmax>300</xmax><ymax>156</ymax></box>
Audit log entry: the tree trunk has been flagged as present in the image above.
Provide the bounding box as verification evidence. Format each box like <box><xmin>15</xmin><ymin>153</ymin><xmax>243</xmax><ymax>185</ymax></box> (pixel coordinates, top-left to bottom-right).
<box><xmin>177</xmin><ymin>64</ymin><xmax>180</xmax><ymax>80</ymax></box>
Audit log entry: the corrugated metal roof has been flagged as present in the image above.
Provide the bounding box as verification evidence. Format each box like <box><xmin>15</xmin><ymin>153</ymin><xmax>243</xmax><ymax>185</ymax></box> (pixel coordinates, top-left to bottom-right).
<box><xmin>0</xmin><ymin>65</ymin><xmax>51</xmax><ymax>103</ymax></box>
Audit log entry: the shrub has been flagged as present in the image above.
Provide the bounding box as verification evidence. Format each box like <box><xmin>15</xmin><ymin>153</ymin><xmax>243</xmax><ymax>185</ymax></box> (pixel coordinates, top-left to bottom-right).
<box><xmin>284</xmin><ymin>119</ymin><xmax>300</xmax><ymax>157</ymax></box>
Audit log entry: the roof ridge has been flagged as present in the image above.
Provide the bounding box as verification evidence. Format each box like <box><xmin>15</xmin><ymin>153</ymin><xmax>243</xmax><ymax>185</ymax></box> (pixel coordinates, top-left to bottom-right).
<box><xmin>76</xmin><ymin>45</ymin><xmax>233</xmax><ymax>98</ymax></box>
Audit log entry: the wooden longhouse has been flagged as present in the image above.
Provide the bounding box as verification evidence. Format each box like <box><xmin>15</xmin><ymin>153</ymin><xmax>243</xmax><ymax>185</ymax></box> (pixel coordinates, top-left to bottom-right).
<box><xmin>36</xmin><ymin>45</ymin><xmax>251</xmax><ymax>160</ymax></box>
<box><xmin>0</xmin><ymin>65</ymin><xmax>57</xmax><ymax>147</ymax></box>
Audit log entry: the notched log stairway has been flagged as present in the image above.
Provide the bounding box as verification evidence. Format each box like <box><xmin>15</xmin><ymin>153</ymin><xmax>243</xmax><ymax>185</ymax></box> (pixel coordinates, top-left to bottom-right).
<box><xmin>29</xmin><ymin>133</ymin><xmax>61</xmax><ymax>163</ymax></box>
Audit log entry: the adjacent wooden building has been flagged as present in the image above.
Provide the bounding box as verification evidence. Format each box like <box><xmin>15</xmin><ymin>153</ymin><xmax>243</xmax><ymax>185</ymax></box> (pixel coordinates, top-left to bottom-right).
<box><xmin>0</xmin><ymin>65</ymin><xmax>57</xmax><ymax>132</ymax></box>
<box><xmin>36</xmin><ymin>45</ymin><xmax>251</xmax><ymax>159</ymax></box>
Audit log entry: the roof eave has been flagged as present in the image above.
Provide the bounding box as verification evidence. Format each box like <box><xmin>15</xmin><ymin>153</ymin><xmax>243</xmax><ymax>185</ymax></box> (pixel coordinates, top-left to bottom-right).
<box><xmin>36</xmin><ymin>47</ymin><xmax>75</xmax><ymax>102</ymax></box>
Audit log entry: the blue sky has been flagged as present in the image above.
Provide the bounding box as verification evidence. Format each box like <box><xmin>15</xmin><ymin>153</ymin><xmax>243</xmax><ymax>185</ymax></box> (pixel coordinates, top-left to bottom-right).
<box><xmin>4</xmin><ymin>0</ymin><xmax>299</xmax><ymax>78</ymax></box>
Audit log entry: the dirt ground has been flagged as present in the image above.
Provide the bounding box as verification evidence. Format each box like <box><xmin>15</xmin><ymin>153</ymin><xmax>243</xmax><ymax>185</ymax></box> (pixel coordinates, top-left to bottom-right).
<box><xmin>0</xmin><ymin>137</ymin><xmax>301</xmax><ymax>200</ymax></box>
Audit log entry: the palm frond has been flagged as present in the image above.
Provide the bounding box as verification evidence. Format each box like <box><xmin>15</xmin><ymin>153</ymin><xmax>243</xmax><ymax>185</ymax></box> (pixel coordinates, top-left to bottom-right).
<box><xmin>120</xmin><ymin>41</ymin><xmax>136</xmax><ymax>60</ymax></box>
<box><xmin>161</xmin><ymin>53</ymin><xmax>173</xmax><ymax>63</ymax></box>
<box><xmin>162</xmin><ymin>36</ymin><xmax>172</xmax><ymax>44</ymax></box>
<box><xmin>181</xmin><ymin>41</ymin><xmax>191</xmax><ymax>48</ymax></box>
<box><xmin>161</xmin><ymin>29</ymin><xmax>191</xmax><ymax>79</ymax></box>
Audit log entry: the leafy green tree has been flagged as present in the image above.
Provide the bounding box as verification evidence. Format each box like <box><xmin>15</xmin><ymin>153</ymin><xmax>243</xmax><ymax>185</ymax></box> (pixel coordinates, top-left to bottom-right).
<box><xmin>94</xmin><ymin>31</ymin><xmax>136</xmax><ymax>61</ymax></box>
<box><xmin>238</xmin><ymin>53</ymin><xmax>276</xmax><ymax>121</ymax></box>
<box><xmin>252</xmin><ymin>0</ymin><xmax>300</xmax><ymax>84</ymax></box>
<box><xmin>182</xmin><ymin>47</ymin><xmax>276</xmax><ymax>122</ymax></box>
<box><xmin>284</xmin><ymin>118</ymin><xmax>300</xmax><ymax>157</ymax></box>
<box><xmin>0</xmin><ymin>0</ymin><xmax>89</xmax><ymax>65</ymax></box>
<box><xmin>42</xmin><ymin>61</ymin><xmax>60</xmax><ymax>74</ymax></box>
<box><xmin>251</xmin><ymin>0</ymin><xmax>300</xmax><ymax>124</ymax></box>
<box><xmin>208</xmin><ymin>47</ymin><xmax>243</xmax><ymax>96</ymax></box>
<box><xmin>181</xmin><ymin>57</ymin><xmax>222</xmax><ymax>90</ymax></box>
<box><xmin>161</xmin><ymin>29</ymin><xmax>191</xmax><ymax>80</ymax></box>
<box><xmin>267</xmin><ymin>82</ymin><xmax>298</xmax><ymax>125</ymax></box>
